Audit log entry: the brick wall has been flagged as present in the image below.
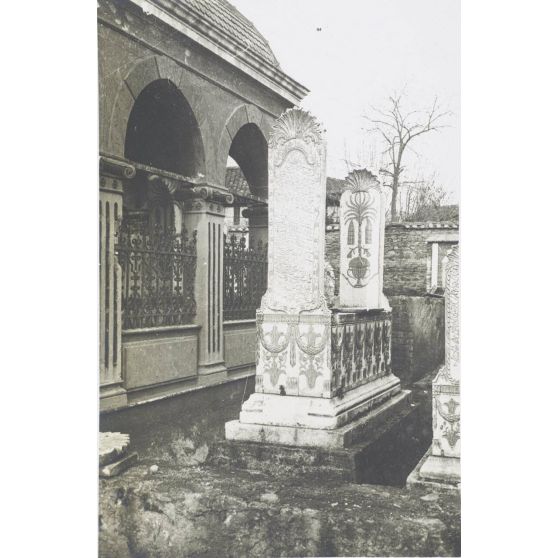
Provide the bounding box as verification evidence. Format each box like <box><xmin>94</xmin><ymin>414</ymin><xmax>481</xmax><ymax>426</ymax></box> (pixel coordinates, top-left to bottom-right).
<box><xmin>384</xmin><ymin>222</ymin><xmax>459</xmax><ymax>296</ymax></box>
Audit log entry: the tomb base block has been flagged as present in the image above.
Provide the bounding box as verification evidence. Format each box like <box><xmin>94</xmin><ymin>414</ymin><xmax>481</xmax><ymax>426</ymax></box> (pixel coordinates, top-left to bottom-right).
<box><xmin>219</xmin><ymin>389</ymin><xmax>413</xmax><ymax>483</ymax></box>
<box><xmin>407</xmin><ymin>445</ymin><xmax>461</xmax><ymax>490</ymax></box>
<box><xmin>234</xmin><ymin>373</ymin><xmax>402</xmax><ymax>432</ymax></box>
<box><xmin>226</xmin><ymin>385</ymin><xmax>410</xmax><ymax>449</ymax></box>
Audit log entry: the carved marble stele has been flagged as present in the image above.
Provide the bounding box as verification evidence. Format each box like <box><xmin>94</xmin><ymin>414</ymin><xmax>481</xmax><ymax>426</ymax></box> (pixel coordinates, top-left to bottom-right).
<box><xmin>338</xmin><ymin>169</ymin><xmax>390</xmax><ymax>310</ymax></box>
<box><xmin>226</xmin><ymin>109</ymin><xmax>407</xmax><ymax>448</ymax></box>
<box><xmin>408</xmin><ymin>245</ymin><xmax>460</xmax><ymax>488</ymax></box>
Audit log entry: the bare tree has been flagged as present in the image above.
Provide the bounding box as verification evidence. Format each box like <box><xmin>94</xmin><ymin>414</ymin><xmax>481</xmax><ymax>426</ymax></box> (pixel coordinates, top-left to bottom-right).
<box><xmin>398</xmin><ymin>174</ymin><xmax>449</xmax><ymax>221</ymax></box>
<box><xmin>364</xmin><ymin>92</ymin><xmax>451</xmax><ymax>221</ymax></box>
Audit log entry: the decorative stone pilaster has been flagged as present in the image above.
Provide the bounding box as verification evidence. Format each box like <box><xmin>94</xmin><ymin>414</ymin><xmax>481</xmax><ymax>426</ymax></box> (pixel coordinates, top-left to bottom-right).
<box><xmin>99</xmin><ymin>157</ymin><xmax>135</xmax><ymax>411</ymax></box>
<box><xmin>407</xmin><ymin>245</ymin><xmax>460</xmax><ymax>489</ymax></box>
<box><xmin>182</xmin><ymin>185</ymin><xmax>233</xmax><ymax>378</ymax></box>
<box><xmin>339</xmin><ymin>169</ymin><xmax>390</xmax><ymax>310</ymax></box>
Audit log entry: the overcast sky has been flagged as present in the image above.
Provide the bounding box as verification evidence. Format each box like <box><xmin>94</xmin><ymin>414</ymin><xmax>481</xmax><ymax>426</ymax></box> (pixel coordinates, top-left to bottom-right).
<box><xmin>232</xmin><ymin>0</ymin><xmax>460</xmax><ymax>202</ymax></box>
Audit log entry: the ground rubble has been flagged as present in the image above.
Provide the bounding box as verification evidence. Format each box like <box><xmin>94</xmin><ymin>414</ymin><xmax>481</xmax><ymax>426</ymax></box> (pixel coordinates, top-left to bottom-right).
<box><xmin>99</xmin><ymin>452</ymin><xmax>460</xmax><ymax>558</ymax></box>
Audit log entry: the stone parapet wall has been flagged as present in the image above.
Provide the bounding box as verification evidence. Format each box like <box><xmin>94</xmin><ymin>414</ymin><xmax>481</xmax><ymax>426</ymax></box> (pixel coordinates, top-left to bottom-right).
<box><xmin>331</xmin><ymin>309</ymin><xmax>391</xmax><ymax>397</ymax></box>
<box><xmin>223</xmin><ymin>320</ymin><xmax>256</xmax><ymax>373</ymax></box>
<box><xmin>389</xmin><ymin>295</ymin><xmax>445</xmax><ymax>386</ymax></box>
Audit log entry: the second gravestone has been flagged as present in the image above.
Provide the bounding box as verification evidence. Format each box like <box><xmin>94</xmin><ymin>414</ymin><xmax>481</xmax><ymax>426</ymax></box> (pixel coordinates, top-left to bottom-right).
<box><xmin>339</xmin><ymin>169</ymin><xmax>390</xmax><ymax>310</ymax></box>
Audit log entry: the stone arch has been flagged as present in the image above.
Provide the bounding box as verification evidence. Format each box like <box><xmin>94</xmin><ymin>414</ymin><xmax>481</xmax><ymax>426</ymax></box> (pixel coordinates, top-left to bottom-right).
<box><xmin>124</xmin><ymin>78</ymin><xmax>205</xmax><ymax>177</ymax></box>
<box><xmin>217</xmin><ymin>104</ymin><xmax>271</xmax><ymax>197</ymax></box>
<box><xmin>107</xmin><ymin>55</ymin><xmax>209</xmax><ymax>178</ymax></box>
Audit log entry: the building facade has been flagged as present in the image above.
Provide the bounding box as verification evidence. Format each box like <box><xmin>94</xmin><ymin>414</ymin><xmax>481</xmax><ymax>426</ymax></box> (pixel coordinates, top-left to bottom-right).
<box><xmin>98</xmin><ymin>0</ymin><xmax>308</xmax><ymax>411</ymax></box>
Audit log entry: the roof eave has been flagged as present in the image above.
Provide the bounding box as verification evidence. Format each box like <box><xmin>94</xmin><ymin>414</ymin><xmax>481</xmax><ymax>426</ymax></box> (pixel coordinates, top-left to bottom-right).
<box><xmin>131</xmin><ymin>0</ymin><xmax>309</xmax><ymax>105</ymax></box>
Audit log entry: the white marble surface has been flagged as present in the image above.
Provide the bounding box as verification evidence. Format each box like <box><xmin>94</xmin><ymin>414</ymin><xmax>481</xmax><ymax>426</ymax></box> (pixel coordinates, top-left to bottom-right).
<box><xmin>261</xmin><ymin>108</ymin><xmax>328</xmax><ymax>315</ymax></box>
<box><xmin>226</xmin><ymin>389</ymin><xmax>409</xmax><ymax>448</ymax></box>
<box><xmin>432</xmin><ymin>246</ymin><xmax>460</xmax><ymax>459</ymax></box>
<box><xmin>338</xmin><ymin>170</ymin><xmax>390</xmax><ymax>310</ymax></box>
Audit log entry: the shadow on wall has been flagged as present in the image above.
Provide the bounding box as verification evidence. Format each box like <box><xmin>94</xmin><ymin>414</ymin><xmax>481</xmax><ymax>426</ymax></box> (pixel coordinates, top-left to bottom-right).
<box><xmin>389</xmin><ymin>295</ymin><xmax>445</xmax><ymax>386</ymax></box>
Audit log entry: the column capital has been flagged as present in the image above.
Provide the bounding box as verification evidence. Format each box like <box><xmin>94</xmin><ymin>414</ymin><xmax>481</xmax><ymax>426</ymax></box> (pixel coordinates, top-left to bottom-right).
<box><xmin>191</xmin><ymin>185</ymin><xmax>234</xmax><ymax>205</ymax></box>
<box><xmin>99</xmin><ymin>155</ymin><xmax>136</xmax><ymax>180</ymax></box>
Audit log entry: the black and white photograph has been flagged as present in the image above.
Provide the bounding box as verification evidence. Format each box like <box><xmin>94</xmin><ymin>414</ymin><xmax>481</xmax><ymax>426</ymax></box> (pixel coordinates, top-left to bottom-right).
<box><xmin>4</xmin><ymin>1</ymin><xmax>558</xmax><ymax>557</ymax></box>
<box><xmin>97</xmin><ymin>1</ymin><xmax>460</xmax><ymax>555</ymax></box>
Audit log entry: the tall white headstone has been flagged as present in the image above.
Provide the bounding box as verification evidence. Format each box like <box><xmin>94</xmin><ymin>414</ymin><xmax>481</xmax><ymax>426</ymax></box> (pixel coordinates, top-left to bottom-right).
<box><xmin>338</xmin><ymin>170</ymin><xmax>390</xmax><ymax>310</ymax></box>
<box><xmin>243</xmin><ymin>108</ymin><xmax>332</xmax><ymax>403</ymax></box>
<box><xmin>409</xmin><ymin>244</ymin><xmax>460</xmax><ymax>487</ymax></box>
<box><xmin>260</xmin><ymin>108</ymin><xmax>328</xmax><ymax>318</ymax></box>
<box><xmin>432</xmin><ymin>245</ymin><xmax>460</xmax><ymax>458</ymax></box>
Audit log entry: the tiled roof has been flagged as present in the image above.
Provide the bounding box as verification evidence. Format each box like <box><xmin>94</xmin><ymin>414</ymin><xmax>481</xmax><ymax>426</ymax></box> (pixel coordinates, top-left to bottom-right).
<box><xmin>225</xmin><ymin>166</ymin><xmax>347</xmax><ymax>203</ymax></box>
<box><xmin>225</xmin><ymin>166</ymin><xmax>252</xmax><ymax>198</ymax></box>
<box><xmin>154</xmin><ymin>0</ymin><xmax>280</xmax><ymax>67</ymax></box>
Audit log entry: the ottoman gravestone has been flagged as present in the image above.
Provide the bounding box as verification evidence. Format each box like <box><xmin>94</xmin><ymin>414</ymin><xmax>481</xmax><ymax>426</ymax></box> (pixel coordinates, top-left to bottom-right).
<box><xmin>407</xmin><ymin>245</ymin><xmax>460</xmax><ymax>489</ymax></box>
<box><xmin>329</xmin><ymin>168</ymin><xmax>403</xmax><ymax>419</ymax></box>
<box><xmin>338</xmin><ymin>169</ymin><xmax>390</xmax><ymax>310</ymax></box>
<box><xmin>225</xmin><ymin>109</ymin><xmax>410</xmax><ymax>454</ymax></box>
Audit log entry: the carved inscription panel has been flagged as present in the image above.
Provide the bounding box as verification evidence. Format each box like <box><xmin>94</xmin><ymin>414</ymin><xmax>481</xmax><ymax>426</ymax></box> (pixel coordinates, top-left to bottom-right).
<box><xmin>267</xmin><ymin>151</ymin><xmax>321</xmax><ymax>311</ymax></box>
<box><xmin>262</xmin><ymin>108</ymin><xmax>327</xmax><ymax>314</ymax></box>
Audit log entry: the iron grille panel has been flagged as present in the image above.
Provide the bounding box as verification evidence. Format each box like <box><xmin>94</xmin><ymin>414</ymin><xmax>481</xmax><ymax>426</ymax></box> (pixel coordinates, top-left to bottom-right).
<box><xmin>223</xmin><ymin>234</ymin><xmax>267</xmax><ymax>321</ymax></box>
<box><xmin>116</xmin><ymin>216</ymin><xmax>197</xmax><ymax>329</ymax></box>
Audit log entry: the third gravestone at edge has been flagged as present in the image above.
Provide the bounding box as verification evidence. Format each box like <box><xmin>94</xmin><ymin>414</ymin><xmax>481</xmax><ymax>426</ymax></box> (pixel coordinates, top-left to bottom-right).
<box><xmin>407</xmin><ymin>244</ymin><xmax>460</xmax><ymax>489</ymax></box>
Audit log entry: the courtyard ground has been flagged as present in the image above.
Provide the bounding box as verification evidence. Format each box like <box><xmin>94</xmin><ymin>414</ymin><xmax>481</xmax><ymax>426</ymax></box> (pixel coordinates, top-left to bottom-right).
<box><xmin>99</xmin><ymin>374</ymin><xmax>460</xmax><ymax>557</ymax></box>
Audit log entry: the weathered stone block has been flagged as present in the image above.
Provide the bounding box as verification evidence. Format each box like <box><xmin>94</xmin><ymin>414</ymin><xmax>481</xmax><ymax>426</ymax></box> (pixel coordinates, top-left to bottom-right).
<box><xmin>100</xmin><ymin>452</ymin><xmax>139</xmax><ymax>478</ymax></box>
<box><xmin>99</xmin><ymin>431</ymin><xmax>130</xmax><ymax>466</ymax></box>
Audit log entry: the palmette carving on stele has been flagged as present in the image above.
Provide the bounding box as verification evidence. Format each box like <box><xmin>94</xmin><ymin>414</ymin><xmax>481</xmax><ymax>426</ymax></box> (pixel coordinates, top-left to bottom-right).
<box><xmin>261</xmin><ymin>108</ymin><xmax>328</xmax><ymax>315</ymax></box>
<box><xmin>339</xmin><ymin>169</ymin><xmax>390</xmax><ymax>310</ymax></box>
<box><xmin>432</xmin><ymin>245</ymin><xmax>460</xmax><ymax>458</ymax></box>
<box><xmin>256</xmin><ymin>108</ymin><xmax>332</xmax><ymax>398</ymax></box>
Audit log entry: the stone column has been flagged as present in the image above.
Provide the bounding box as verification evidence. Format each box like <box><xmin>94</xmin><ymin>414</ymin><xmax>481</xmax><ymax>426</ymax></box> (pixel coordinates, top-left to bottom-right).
<box><xmin>182</xmin><ymin>186</ymin><xmax>233</xmax><ymax>380</ymax></box>
<box><xmin>338</xmin><ymin>169</ymin><xmax>390</xmax><ymax>310</ymax></box>
<box><xmin>99</xmin><ymin>157</ymin><xmax>135</xmax><ymax>411</ymax></box>
<box><xmin>408</xmin><ymin>244</ymin><xmax>460</xmax><ymax>488</ymax></box>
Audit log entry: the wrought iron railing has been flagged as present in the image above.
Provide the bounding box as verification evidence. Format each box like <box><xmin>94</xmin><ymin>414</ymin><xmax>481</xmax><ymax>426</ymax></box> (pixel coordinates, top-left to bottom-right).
<box><xmin>116</xmin><ymin>215</ymin><xmax>197</xmax><ymax>329</ymax></box>
<box><xmin>224</xmin><ymin>235</ymin><xmax>267</xmax><ymax>321</ymax></box>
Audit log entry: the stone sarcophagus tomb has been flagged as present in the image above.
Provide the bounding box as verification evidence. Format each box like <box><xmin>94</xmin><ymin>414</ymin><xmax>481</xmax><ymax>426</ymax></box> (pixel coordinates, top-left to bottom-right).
<box><xmin>225</xmin><ymin>109</ymin><xmax>409</xmax><ymax>451</ymax></box>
